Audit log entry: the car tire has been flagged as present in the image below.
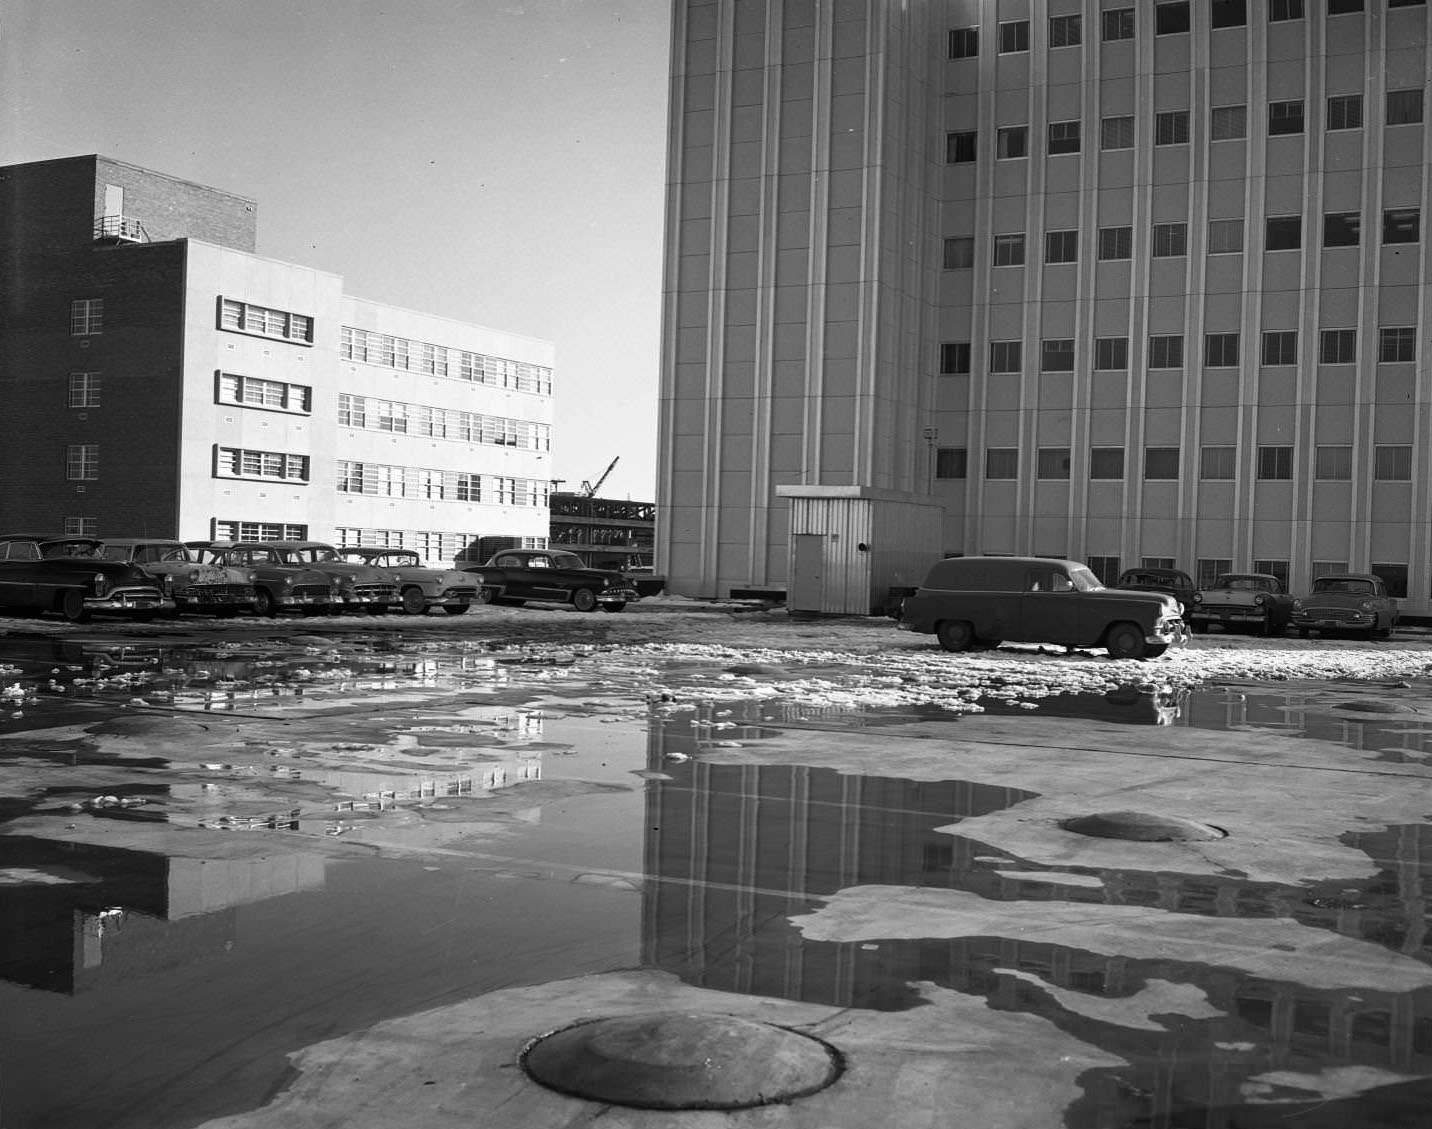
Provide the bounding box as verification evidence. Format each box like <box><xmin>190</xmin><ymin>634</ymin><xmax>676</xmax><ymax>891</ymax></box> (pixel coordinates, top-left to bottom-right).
<box><xmin>253</xmin><ymin>588</ymin><xmax>277</xmax><ymax>618</ymax></box>
<box><xmin>442</xmin><ymin>604</ymin><xmax>470</xmax><ymax>615</ymax></box>
<box><xmin>572</xmin><ymin>588</ymin><xmax>599</xmax><ymax>613</ymax></box>
<box><xmin>600</xmin><ymin>602</ymin><xmax>626</xmax><ymax>613</ymax></box>
<box><xmin>935</xmin><ymin>620</ymin><xmax>974</xmax><ymax>652</ymax></box>
<box><xmin>400</xmin><ymin>587</ymin><xmax>427</xmax><ymax>615</ymax></box>
<box><xmin>1298</xmin><ymin>627</ymin><xmax>1311</xmax><ymax>639</ymax></box>
<box><xmin>59</xmin><ymin>590</ymin><xmax>90</xmax><ymax>623</ymax></box>
<box><xmin>1105</xmin><ymin>622</ymin><xmax>1147</xmax><ymax>660</ymax></box>
<box><xmin>476</xmin><ymin>588</ymin><xmax>499</xmax><ymax>604</ymax></box>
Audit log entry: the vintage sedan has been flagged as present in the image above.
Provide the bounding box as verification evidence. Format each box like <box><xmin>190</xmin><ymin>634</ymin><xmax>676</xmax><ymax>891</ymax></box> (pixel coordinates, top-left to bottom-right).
<box><xmin>1291</xmin><ymin>573</ymin><xmax>1399</xmax><ymax>640</ymax></box>
<box><xmin>897</xmin><ymin>555</ymin><xmax>1188</xmax><ymax>660</ymax></box>
<box><xmin>99</xmin><ymin>538</ymin><xmax>258</xmax><ymax>617</ymax></box>
<box><xmin>335</xmin><ymin>548</ymin><xmax>480</xmax><ymax>615</ymax></box>
<box><xmin>0</xmin><ymin>534</ymin><xmax>170</xmax><ymax>622</ymax></box>
<box><xmin>1187</xmin><ymin>573</ymin><xmax>1295</xmax><ymax>635</ymax></box>
<box><xmin>191</xmin><ymin>542</ymin><xmax>334</xmax><ymax>617</ymax></box>
<box><xmin>1112</xmin><ymin>567</ymin><xmax>1197</xmax><ymax>611</ymax></box>
<box><xmin>249</xmin><ymin>541</ymin><xmax>398</xmax><ymax>615</ymax></box>
<box><xmin>462</xmin><ymin>549</ymin><xmax>639</xmax><ymax>612</ymax></box>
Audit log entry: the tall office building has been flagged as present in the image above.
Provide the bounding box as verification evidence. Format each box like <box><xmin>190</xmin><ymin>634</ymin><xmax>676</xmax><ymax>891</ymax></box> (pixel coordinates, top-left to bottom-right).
<box><xmin>657</xmin><ymin>0</ymin><xmax>1432</xmax><ymax>615</ymax></box>
<box><xmin>0</xmin><ymin>155</ymin><xmax>554</xmax><ymax>563</ymax></box>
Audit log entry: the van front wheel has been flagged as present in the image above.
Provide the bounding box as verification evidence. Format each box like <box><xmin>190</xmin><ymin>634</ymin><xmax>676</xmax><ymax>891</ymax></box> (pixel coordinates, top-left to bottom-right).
<box><xmin>1105</xmin><ymin>622</ymin><xmax>1147</xmax><ymax>660</ymax></box>
<box><xmin>936</xmin><ymin>620</ymin><xmax>975</xmax><ymax>652</ymax></box>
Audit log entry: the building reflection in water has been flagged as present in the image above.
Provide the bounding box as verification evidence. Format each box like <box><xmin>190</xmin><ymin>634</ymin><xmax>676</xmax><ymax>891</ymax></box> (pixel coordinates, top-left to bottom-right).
<box><xmin>640</xmin><ymin>702</ymin><xmax>1432</xmax><ymax>1125</ymax></box>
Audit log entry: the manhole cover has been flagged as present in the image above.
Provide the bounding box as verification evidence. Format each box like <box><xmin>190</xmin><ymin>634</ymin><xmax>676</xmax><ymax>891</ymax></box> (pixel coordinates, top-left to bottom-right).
<box><xmin>1060</xmin><ymin>811</ymin><xmax>1227</xmax><ymax>842</ymax></box>
<box><xmin>520</xmin><ymin>1011</ymin><xmax>843</xmax><ymax>1110</ymax></box>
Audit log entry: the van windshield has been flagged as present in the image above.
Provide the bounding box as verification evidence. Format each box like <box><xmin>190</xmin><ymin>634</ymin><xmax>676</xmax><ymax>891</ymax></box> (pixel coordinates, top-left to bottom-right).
<box><xmin>1068</xmin><ymin>567</ymin><xmax>1103</xmax><ymax>592</ymax></box>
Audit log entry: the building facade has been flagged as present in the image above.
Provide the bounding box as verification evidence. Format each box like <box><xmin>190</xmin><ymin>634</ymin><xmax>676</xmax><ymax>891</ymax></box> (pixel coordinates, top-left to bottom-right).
<box><xmin>0</xmin><ymin>155</ymin><xmax>554</xmax><ymax>564</ymax></box>
<box><xmin>657</xmin><ymin>0</ymin><xmax>1432</xmax><ymax>614</ymax></box>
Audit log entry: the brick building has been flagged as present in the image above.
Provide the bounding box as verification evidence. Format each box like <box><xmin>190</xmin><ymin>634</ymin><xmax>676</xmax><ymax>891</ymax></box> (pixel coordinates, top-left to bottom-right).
<box><xmin>0</xmin><ymin>155</ymin><xmax>554</xmax><ymax>564</ymax></box>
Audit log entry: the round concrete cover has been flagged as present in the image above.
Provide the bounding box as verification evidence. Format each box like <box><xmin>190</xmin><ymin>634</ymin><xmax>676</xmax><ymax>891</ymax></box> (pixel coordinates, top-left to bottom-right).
<box><xmin>520</xmin><ymin>1011</ymin><xmax>843</xmax><ymax>1110</ymax></box>
<box><xmin>1061</xmin><ymin>810</ymin><xmax>1226</xmax><ymax>841</ymax></box>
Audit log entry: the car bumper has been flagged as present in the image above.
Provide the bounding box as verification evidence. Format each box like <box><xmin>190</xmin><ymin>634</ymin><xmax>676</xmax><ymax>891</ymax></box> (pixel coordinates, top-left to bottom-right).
<box><xmin>176</xmin><ymin>586</ymin><xmax>258</xmax><ymax>609</ymax></box>
<box><xmin>598</xmin><ymin>588</ymin><xmax>638</xmax><ymax>603</ymax></box>
<box><xmin>1190</xmin><ymin>608</ymin><xmax>1267</xmax><ymax>624</ymax></box>
<box><xmin>276</xmin><ymin>590</ymin><xmax>332</xmax><ymax>606</ymax></box>
<box><xmin>86</xmin><ymin>589</ymin><xmax>169</xmax><ymax>613</ymax></box>
<box><xmin>1292</xmin><ymin>612</ymin><xmax>1375</xmax><ymax>628</ymax></box>
<box><xmin>1151</xmin><ymin>621</ymin><xmax>1191</xmax><ymax>648</ymax></box>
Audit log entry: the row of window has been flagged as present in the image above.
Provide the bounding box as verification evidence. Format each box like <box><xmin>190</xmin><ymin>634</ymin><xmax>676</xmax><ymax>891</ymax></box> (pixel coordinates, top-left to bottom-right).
<box><xmin>220</xmin><ymin>298</ymin><xmax>313</xmax><ymax>344</ymax></box>
<box><xmin>340</xmin><ymin>327</ymin><xmax>553</xmax><ymax>395</ymax></box>
<box><xmin>939</xmin><ymin>326</ymin><xmax>1415</xmax><ymax>375</ymax></box>
<box><xmin>935</xmin><ymin>444</ymin><xmax>1415</xmax><ymax>481</ymax></box>
<box><xmin>337</xmin><ymin>393</ymin><xmax>551</xmax><ymax>451</ymax></box>
<box><xmin>950</xmin><ymin>2</ymin><xmax>1421</xmax><ymax>59</ymax></box>
<box><xmin>219</xmin><ymin>372</ymin><xmax>313</xmax><ymax>413</ymax></box>
<box><xmin>335</xmin><ymin>460</ymin><xmax>550</xmax><ymax>507</ymax></box>
<box><xmin>333</xmin><ymin>528</ymin><xmax>545</xmax><ymax>561</ymax></box>
<box><xmin>946</xmin><ymin>88</ymin><xmax>1424</xmax><ymax>164</ymax></box>
<box><xmin>212</xmin><ymin>521</ymin><xmax>309</xmax><ymax>542</ymax></box>
<box><xmin>215</xmin><ymin>447</ymin><xmax>310</xmax><ymax>483</ymax></box>
<box><xmin>944</xmin><ymin>210</ymin><xmax>1421</xmax><ymax>271</ymax></box>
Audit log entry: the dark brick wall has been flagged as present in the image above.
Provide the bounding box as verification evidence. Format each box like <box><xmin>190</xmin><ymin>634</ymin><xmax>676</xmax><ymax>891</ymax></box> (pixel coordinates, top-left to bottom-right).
<box><xmin>94</xmin><ymin>156</ymin><xmax>257</xmax><ymax>251</ymax></box>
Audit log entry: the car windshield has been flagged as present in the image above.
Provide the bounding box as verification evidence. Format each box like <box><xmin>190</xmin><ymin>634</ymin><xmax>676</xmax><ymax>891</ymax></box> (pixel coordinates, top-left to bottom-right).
<box><xmin>1068</xmin><ymin>567</ymin><xmax>1103</xmax><ymax>592</ymax></box>
<box><xmin>384</xmin><ymin>553</ymin><xmax>420</xmax><ymax>567</ymax></box>
<box><xmin>1218</xmin><ymin>576</ymin><xmax>1272</xmax><ymax>591</ymax></box>
<box><xmin>41</xmin><ymin>541</ymin><xmax>97</xmax><ymax>559</ymax></box>
<box><xmin>283</xmin><ymin>547</ymin><xmax>339</xmax><ymax>564</ymax></box>
<box><xmin>1312</xmin><ymin>578</ymin><xmax>1374</xmax><ymax>595</ymax></box>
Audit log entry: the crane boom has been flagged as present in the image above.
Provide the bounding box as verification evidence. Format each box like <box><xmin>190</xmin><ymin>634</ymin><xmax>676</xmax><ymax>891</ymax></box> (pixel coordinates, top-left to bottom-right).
<box><xmin>581</xmin><ymin>456</ymin><xmax>620</xmax><ymax>496</ymax></box>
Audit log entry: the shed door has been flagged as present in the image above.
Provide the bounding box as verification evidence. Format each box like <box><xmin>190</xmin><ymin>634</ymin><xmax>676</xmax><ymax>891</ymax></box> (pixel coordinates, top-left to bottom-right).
<box><xmin>790</xmin><ymin>534</ymin><xmax>824</xmax><ymax>611</ymax></box>
<box><xmin>103</xmin><ymin>184</ymin><xmax>124</xmax><ymax>219</ymax></box>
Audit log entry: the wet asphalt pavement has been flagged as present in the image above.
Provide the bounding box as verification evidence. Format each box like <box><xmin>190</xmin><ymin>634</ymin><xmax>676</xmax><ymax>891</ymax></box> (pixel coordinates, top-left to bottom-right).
<box><xmin>1</xmin><ymin>603</ymin><xmax>1430</xmax><ymax>1128</ymax></box>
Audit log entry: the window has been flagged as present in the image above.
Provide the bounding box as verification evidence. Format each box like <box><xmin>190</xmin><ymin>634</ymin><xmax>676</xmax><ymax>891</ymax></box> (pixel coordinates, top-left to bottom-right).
<box><xmin>1045</xmin><ymin>230</ymin><xmax>1078</xmax><ymax>263</ymax></box>
<box><xmin>213</xmin><ymin>521</ymin><xmax>309</xmax><ymax>542</ymax></box>
<box><xmin>1086</xmin><ymin>556</ymin><xmax>1121</xmax><ymax>585</ymax></box>
<box><xmin>1254</xmin><ymin>560</ymin><xmax>1290</xmax><ymax>590</ymax></box>
<box><xmin>1152</xmin><ymin>222</ymin><xmax>1187</xmax><ymax>256</ymax></box>
<box><xmin>948</xmin><ymin>27</ymin><xmax>978</xmax><ymax>58</ymax></box>
<box><xmin>1049</xmin><ymin>14</ymin><xmax>1081</xmax><ymax>46</ymax></box>
<box><xmin>70</xmin><ymin>298</ymin><xmax>103</xmax><ymax>336</ymax></box>
<box><xmin>219</xmin><ymin>372</ymin><xmax>312</xmax><ymax>413</ymax></box>
<box><xmin>943</xmin><ymin>237</ymin><xmax>974</xmax><ymax>268</ymax></box>
<box><xmin>66</xmin><ymin>444</ymin><xmax>99</xmax><ymax>481</ymax></box>
<box><xmin>1211</xmin><ymin>105</ymin><xmax>1247</xmax><ymax>140</ymax></box>
<box><xmin>998</xmin><ymin>20</ymin><xmax>1029</xmax><ymax>52</ymax></box>
<box><xmin>1037</xmin><ymin>448</ymin><xmax>1071</xmax><ymax>479</ymax></box>
<box><xmin>1145</xmin><ymin>448</ymin><xmax>1180</xmax><ymax>478</ymax></box>
<box><xmin>1375</xmin><ymin>445</ymin><xmax>1412</xmax><ymax>480</ymax></box>
<box><xmin>1198</xmin><ymin>559</ymin><xmax>1234</xmax><ymax>587</ymax></box>
<box><xmin>1383</xmin><ymin>209</ymin><xmax>1420</xmax><ymax>244</ymax></box>
<box><xmin>1315</xmin><ymin>446</ymin><xmax>1353</xmax><ymax>479</ymax></box>
<box><xmin>1090</xmin><ymin>447</ymin><xmax>1125</xmax><ymax>479</ymax></box>
<box><xmin>1095</xmin><ymin>337</ymin><xmax>1129</xmax><ymax>370</ymax></box>
<box><xmin>1143</xmin><ymin>557</ymin><xmax>1177</xmax><ymax>570</ymax></box>
<box><xmin>1269</xmin><ymin>0</ymin><xmax>1304</xmax><ymax>19</ymax></box>
<box><xmin>1042</xmin><ymin>339</ymin><xmax>1075</xmax><ymax>371</ymax></box>
<box><xmin>68</xmin><ymin>372</ymin><xmax>101</xmax><ymax>407</ymax></box>
<box><xmin>1323</xmin><ymin>212</ymin><xmax>1360</xmax><ymax>247</ymax></box>
<box><xmin>1387</xmin><ymin>89</ymin><xmax>1424</xmax><ymax>125</ymax></box>
<box><xmin>1262</xmin><ymin>331</ymin><xmax>1298</xmax><ymax>365</ymax></box>
<box><xmin>1257</xmin><ymin>446</ymin><xmax>1293</xmax><ymax>479</ymax></box>
<box><xmin>217</xmin><ymin>447</ymin><xmax>311</xmax><ymax>483</ymax></box>
<box><xmin>220</xmin><ymin>298</ymin><xmax>313</xmax><ymax>343</ymax></box>
<box><xmin>1371</xmin><ymin>563</ymin><xmax>1408</xmax><ymax>600</ymax></box>
<box><xmin>990</xmin><ymin>341</ymin><xmax>1023</xmax><ymax>373</ymax></box>
<box><xmin>1101</xmin><ymin>115</ymin><xmax>1135</xmax><ymax>150</ymax></box>
<box><xmin>1328</xmin><ymin>0</ymin><xmax>1363</xmax><ymax>12</ymax></box>
<box><xmin>1155</xmin><ymin>111</ymin><xmax>1190</xmax><ymax>145</ymax></box>
<box><xmin>1211</xmin><ymin>0</ymin><xmax>1247</xmax><ymax>27</ymax></box>
<box><xmin>1269</xmin><ymin>100</ymin><xmax>1305</xmax><ymax>136</ymax></box>
<box><xmin>997</xmin><ymin>126</ymin><xmax>1028</xmax><ymax>158</ymax></box>
<box><xmin>1265</xmin><ymin>216</ymin><xmax>1302</xmax><ymax>250</ymax></box>
<box><xmin>935</xmin><ymin>448</ymin><xmax>968</xmax><ymax>479</ymax></box>
<box><xmin>1148</xmin><ymin>335</ymin><xmax>1184</xmax><ymax>368</ymax></box>
<box><xmin>940</xmin><ymin>342</ymin><xmax>971</xmax><ymax>375</ymax></box>
<box><xmin>1156</xmin><ymin>2</ymin><xmax>1190</xmax><ymax>34</ymax></box>
<box><xmin>993</xmin><ymin>234</ymin><xmax>1026</xmax><ymax>266</ymax></box>
<box><xmin>1201</xmin><ymin>446</ymin><xmax>1236</xmax><ymax>479</ymax></box>
<box><xmin>985</xmin><ymin>448</ymin><xmax>1019</xmax><ymax>479</ymax></box>
<box><xmin>1048</xmin><ymin>120</ymin><xmax>1081</xmax><ymax>154</ymax></box>
<box><xmin>1102</xmin><ymin>8</ymin><xmax>1135</xmax><ymax>40</ymax></box>
<box><xmin>1379</xmin><ymin>327</ymin><xmax>1416</xmax><ymax>362</ymax></box>
<box><xmin>1204</xmin><ymin>333</ymin><xmax>1240</xmax><ymax>367</ymax></box>
<box><xmin>946</xmin><ymin>131</ymin><xmax>977</xmax><ymax>163</ymax></box>
<box><xmin>1208</xmin><ymin>218</ymin><xmax>1244</xmax><ymax>253</ymax></box>
<box><xmin>1098</xmin><ymin>226</ymin><xmax>1133</xmax><ymax>260</ymax></box>
<box><xmin>1321</xmin><ymin>329</ymin><xmax>1357</xmax><ymax>363</ymax></box>
<box><xmin>1327</xmin><ymin>94</ymin><xmax>1363</xmax><ymax>130</ymax></box>
<box><xmin>63</xmin><ymin>516</ymin><xmax>97</xmax><ymax>537</ymax></box>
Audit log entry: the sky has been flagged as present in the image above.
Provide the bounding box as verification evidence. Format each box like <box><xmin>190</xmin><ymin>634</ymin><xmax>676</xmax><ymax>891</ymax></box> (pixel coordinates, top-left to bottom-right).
<box><xmin>2</xmin><ymin>0</ymin><xmax>671</xmax><ymax>501</ymax></box>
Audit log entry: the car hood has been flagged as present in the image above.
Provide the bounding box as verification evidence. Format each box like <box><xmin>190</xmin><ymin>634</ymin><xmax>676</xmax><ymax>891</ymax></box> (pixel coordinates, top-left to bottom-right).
<box><xmin>1298</xmin><ymin>593</ymin><xmax>1376</xmax><ymax>608</ymax></box>
<box><xmin>302</xmin><ymin>562</ymin><xmax>392</xmax><ymax>581</ymax></box>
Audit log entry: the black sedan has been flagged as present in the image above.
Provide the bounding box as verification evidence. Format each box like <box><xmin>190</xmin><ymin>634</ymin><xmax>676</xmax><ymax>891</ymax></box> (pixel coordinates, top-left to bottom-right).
<box><xmin>0</xmin><ymin>534</ymin><xmax>171</xmax><ymax>621</ymax></box>
<box><xmin>463</xmin><ymin>549</ymin><xmax>639</xmax><ymax>612</ymax></box>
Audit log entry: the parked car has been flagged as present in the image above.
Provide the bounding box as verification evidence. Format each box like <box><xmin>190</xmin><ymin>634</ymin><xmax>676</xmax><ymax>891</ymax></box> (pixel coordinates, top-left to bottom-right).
<box><xmin>1291</xmin><ymin>573</ymin><xmax>1399</xmax><ymax>640</ymax></box>
<box><xmin>246</xmin><ymin>541</ymin><xmax>398</xmax><ymax>615</ymax></box>
<box><xmin>190</xmin><ymin>542</ymin><xmax>334</xmax><ymax>617</ymax></box>
<box><xmin>1187</xmin><ymin>573</ymin><xmax>1295</xmax><ymax>635</ymax></box>
<box><xmin>98</xmin><ymin>538</ymin><xmax>258</xmax><ymax>617</ymax></box>
<box><xmin>462</xmin><ymin>549</ymin><xmax>639</xmax><ymax>612</ymax></box>
<box><xmin>896</xmin><ymin>555</ymin><xmax>1188</xmax><ymax>659</ymax></box>
<box><xmin>0</xmin><ymin>534</ymin><xmax>171</xmax><ymax>622</ymax></box>
<box><xmin>335</xmin><ymin>548</ymin><xmax>480</xmax><ymax>615</ymax></box>
<box><xmin>1112</xmin><ymin>567</ymin><xmax>1197</xmax><ymax>611</ymax></box>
